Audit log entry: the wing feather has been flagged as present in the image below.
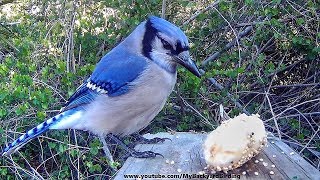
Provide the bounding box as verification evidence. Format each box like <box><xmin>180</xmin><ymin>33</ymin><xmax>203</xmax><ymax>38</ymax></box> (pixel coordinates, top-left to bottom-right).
<box><xmin>62</xmin><ymin>47</ymin><xmax>147</xmax><ymax>111</ymax></box>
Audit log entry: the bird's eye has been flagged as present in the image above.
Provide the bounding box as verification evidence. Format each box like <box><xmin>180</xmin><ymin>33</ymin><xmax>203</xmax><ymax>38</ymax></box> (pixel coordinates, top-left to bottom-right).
<box><xmin>160</xmin><ymin>39</ymin><xmax>171</xmax><ymax>50</ymax></box>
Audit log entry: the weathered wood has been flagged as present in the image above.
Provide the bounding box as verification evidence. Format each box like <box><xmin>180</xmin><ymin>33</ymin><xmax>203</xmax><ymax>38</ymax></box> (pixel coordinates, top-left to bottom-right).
<box><xmin>114</xmin><ymin>132</ymin><xmax>320</xmax><ymax>180</ymax></box>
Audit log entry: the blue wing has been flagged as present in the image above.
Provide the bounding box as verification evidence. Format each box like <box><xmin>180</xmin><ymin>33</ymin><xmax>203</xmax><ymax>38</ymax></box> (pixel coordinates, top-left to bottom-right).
<box><xmin>62</xmin><ymin>82</ymin><xmax>97</xmax><ymax>111</ymax></box>
<box><xmin>63</xmin><ymin>46</ymin><xmax>147</xmax><ymax>111</ymax></box>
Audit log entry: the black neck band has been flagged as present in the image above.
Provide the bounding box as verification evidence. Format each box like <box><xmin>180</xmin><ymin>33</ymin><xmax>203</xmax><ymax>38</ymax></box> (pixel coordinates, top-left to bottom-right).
<box><xmin>142</xmin><ymin>20</ymin><xmax>157</xmax><ymax>59</ymax></box>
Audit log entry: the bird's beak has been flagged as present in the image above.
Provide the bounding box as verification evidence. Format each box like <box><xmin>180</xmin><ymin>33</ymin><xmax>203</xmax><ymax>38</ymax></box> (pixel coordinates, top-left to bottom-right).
<box><xmin>174</xmin><ymin>51</ymin><xmax>201</xmax><ymax>78</ymax></box>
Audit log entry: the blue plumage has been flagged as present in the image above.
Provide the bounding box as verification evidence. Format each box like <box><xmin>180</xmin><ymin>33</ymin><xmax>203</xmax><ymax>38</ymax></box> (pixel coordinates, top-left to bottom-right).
<box><xmin>90</xmin><ymin>46</ymin><xmax>147</xmax><ymax>96</ymax></box>
<box><xmin>63</xmin><ymin>85</ymin><xmax>98</xmax><ymax>111</ymax></box>
<box><xmin>62</xmin><ymin>46</ymin><xmax>147</xmax><ymax>111</ymax></box>
<box><xmin>148</xmin><ymin>16</ymin><xmax>188</xmax><ymax>47</ymax></box>
<box><xmin>2</xmin><ymin>16</ymin><xmax>201</xmax><ymax>158</ymax></box>
<box><xmin>2</xmin><ymin>110</ymin><xmax>76</xmax><ymax>155</ymax></box>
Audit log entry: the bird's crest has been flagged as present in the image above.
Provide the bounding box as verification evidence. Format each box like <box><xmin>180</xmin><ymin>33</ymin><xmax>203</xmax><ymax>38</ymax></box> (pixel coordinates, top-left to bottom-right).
<box><xmin>147</xmin><ymin>16</ymin><xmax>188</xmax><ymax>47</ymax></box>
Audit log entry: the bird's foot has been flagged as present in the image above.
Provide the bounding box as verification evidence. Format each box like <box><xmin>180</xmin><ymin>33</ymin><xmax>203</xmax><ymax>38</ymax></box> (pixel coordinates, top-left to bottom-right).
<box><xmin>129</xmin><ymin>150</ymin><xmax>164</xmax><ymax>158</ymax></box>
<box><xmin>139</xmin><ymin>137</ymin><xmax>171</xmax><ymax>144</ymax></box>
<box><xmin>108</xmin><ymin>134</ymin><xmax>164</xmax><ymax>159</ymax></box>
<box><xmin>99</xmin><ymin>136</ymin><xmax>114</xmax><ymax>163</ymax></box>
<box><xmin>132</xmin><ymin>134</ymin><xmax>171</xmax><ymax>144</ymax></box>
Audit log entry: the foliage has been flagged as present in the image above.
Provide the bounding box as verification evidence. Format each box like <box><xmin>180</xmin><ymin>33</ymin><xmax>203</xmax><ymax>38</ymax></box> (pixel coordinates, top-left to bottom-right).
<box><xmin>0</xmin><ymin>0</ymin><xmax>319</xmax><ymax>178</ymax></box>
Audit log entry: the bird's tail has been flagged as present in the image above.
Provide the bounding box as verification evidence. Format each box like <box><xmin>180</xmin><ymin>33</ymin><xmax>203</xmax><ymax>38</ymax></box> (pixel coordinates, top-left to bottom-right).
<box><xmin>1</xmin><ymin>109</ymin><xmax>80</xmax><ymax>156</ymax></box>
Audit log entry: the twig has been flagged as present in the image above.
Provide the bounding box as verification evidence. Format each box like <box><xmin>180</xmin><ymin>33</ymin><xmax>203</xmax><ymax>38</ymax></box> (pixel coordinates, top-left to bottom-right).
<box><xmin>219</xmin><ymin>104</ymin><xmax>230</xmax><ymax>121</ymax></box>
<box><xmin>212</xmin><ymin>6</ymin><xmax>242</xmax><ymax>68</ymax></box>
<box><xmin>183</xmin><ymin>0</ymin><xmax>220</xmax><ymax>26</ymax></box>
<box><xmin>33</xmin><ymin>78</ymin><xmax>66</xmax><ymax>101</ymax></box>
<box><xmin>265</xmin><ymin>98</ymin><xmax>320</xmax><ymax>122</ymax></box>
<box><xmin>257</xmin><ymin>51</ymin><xmax>286</xmax><ymax>114</ymax></box>
<box><xmin>95</xmin><ymin>41</ymin><xmax>106</xmax><ymax>58</ymax></box>
<box><xmin>250</xmin><ymin>58</ymin><xmax>305</xmax><ymax>89</ymax></box>
<box><xmin>66</xmin><ymin>0</ymin><xmax>77</xmax><ymax>73</ymax></box>
<box><xmin>78</xmin><ymin>44</ymin><xmax>81</xmax><ymax>65</ymax></box>
<box><xmin>265</xmin><ymin>92</ymin><xmax>281</xmax><ymax>139</ymax></box>
<box><xmin>234</xmin><ymin>13</ymin><xmax>313</xmax><ymax>28</ymax></box>
<box><xmin>179</xmin><ymin>95</ymin><xmax>213</xmax><ymax>127</ymax></box>
<box><xmin>258</xmin><ymin>37</ymin><xmax>275</xmax><ymax>54</ymax></box>
<box><xmin>278</xmin><ymin>71</ymin><xmax>320</xmax><ymax>99</ymax></box>
<box><xmin>161</xmin><ymin>0</ymin><xmax>166</xmax><ymax>19</ymax></box>
<box><xmin>206</xmin><ymin>75</ymin><xmax>250</xmax><ymax>115</ymax></box>
<box><xmin>0</xmin><ymin>21</ymin><xmax>20</xmax><ymax>25</ymax></box>
<box><xmin>259</xmin><ymin>53</ymin><xmax>286</xmax><ymax>138</ymax></box>
<box><xmin>73</xmin><ymin>130</ymin><xmax>80</xmax><ymax>180</ymax></box>
<box><xmin>201</xmin><ymin>25</ymin><xmax>253</xmax><ymax>66</ymax></box>
<box><xmin>35</xmin><ymin>146</ymin><xmax>86</xmax><ymax>173</ymax></box>
<box><xmin>0</xmin><ymin>0</ymin><xmax>14</xmax><ymax>6</ymax></box>
<box><xmin>279</xmin><ymin>112</ymin><xmax>320</xmax><ymax>118</ymax></box>
<box><xmin>290</xmin><ymin>107</ymin><xmax>319</xmax><ymax>134</ymax></box>
<box><xmin>270</xmin><ymin>83</ymin><xmax>319</xmax><ymax>89</ymax></box>
<box><xmin>197</xmin><ymin>22</ymin><xmax>253</xmax><ymax>115</ymax></box>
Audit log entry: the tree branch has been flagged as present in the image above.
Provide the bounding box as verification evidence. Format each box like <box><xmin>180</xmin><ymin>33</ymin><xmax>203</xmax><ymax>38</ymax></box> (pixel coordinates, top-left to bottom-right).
<box><xmin>161</xmin><ymin>0</ymin><xmax>167</xmax><ymax>19</ymax></box>
<box><xmin>201</xmin><ymin>25</ymin><xmax>253</xmax><ymax>66</ymax></box>
<box><xmin>183</xmin><ymin>0</ymin><xmax>220</xmax><ymax>26</ymax></box>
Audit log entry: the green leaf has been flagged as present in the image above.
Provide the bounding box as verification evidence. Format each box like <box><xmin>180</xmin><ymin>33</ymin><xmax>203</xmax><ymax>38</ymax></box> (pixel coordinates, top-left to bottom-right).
<box><xmin>48</xmin><ymin>142</ymin><xmax>57</xmax><ymax>149</ymax></box>
<box><xmin>272</xmin><ymin>0</ymin><xmax>281</xmax><ymax>4</ymax></box>
<box><xmin>296</xmin><ymin>18</ymin><xmax>305</xmax><ymax>26</ymax></box>
<box><xmin>0</xmin><ymin>168</ymin><xmax>7</xmax><ymax>176</ymax></box>
<box><xmin>90</xmin><ymin>147</ymin><xmax>99</xmax><ymax>156</ymax></box>
<box><xmin>37</xmin><ymin>111</ymin><xmax>46</xmax><ymax>119</ymax></box>
<box><xmin>70</xmin><ymin>149</ymin><xmax>78</xmax><ymax>157</ymax></box>
<box><xmin>93</xmin><ymin>164</ymin><xmax>102</xmax><ymax>173</ymax></box>
<box><xmin>245</xmin><ymin>0</ymin><xmax>254</xmax><ymax>5</ymax></box>
<box><xmin>0</xmin><ymin>109</ymin><xmax>7</xmax><ymax>118</ymax></box>
<box><xmin>58</xmin><ymin>144</ymin><xmax>67</xmax><ymax>153</ymax></box>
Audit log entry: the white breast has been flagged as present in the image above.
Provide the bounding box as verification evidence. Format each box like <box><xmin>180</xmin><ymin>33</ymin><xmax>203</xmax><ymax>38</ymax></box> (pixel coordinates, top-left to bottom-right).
<box><xmin>79</xmin><ymin>62</ymin><xmax>177</xmax><ymax>136</ymax></box>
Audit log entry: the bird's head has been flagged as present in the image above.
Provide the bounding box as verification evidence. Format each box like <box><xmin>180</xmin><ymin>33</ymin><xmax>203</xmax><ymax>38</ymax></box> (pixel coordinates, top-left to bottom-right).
<box><xmin>139</xmin><ymin>16</ymin><xmax>201</xmax><ymax>77</ymax></box>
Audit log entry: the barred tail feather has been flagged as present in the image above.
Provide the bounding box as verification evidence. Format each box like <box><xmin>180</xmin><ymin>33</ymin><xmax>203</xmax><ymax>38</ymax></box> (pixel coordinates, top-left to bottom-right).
<box><xmin>1</xmin><ymin>110</ymin><xmax>80</xmax><ymax>156</ymax></box>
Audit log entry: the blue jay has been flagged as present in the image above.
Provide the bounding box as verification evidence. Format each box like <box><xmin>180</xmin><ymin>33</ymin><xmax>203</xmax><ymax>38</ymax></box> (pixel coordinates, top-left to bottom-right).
<box><xmin>2</xmin><ymin>16</ymin><xmax>201</xmax><ymax>159</ymax></box>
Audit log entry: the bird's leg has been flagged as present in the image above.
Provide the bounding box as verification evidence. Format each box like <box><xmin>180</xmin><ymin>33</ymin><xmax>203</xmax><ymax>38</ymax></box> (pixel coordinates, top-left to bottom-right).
<box><xmin>131</xmin><ymin>133</ymin><xmax>171</xmax><ymax>144</ymax></box>
<box><xmin>98</xmin><ymin>135</ymin><xmax>114</xmax><ymax>163</ymax></box>
<box><xmin>108</xmin><ymin>134</ymin><xmax>163</xmax><ymax>159</ymax></box>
